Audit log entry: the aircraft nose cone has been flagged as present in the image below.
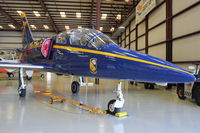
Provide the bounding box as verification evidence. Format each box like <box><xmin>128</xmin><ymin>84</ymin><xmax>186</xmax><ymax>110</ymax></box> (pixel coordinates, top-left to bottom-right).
<box><xmin>177</xmin><ymin>72</ymin><xmax>196</xmax><ymax>83</ymax></box>
<box><xmin>135</xmin><ymin>59</ymin><xmax>196</xmax><ymax>83</ymax></box>
<box><xmin>134</xmin><ymin>56</ymin><xmax>196</xmax><ymax>83</ymax></box>
<box><xmin>114</xmin><ymin>47</ymin><xmax>196</xmax><ymax>83</ymax></box>
<box><xmin>154</xmin><ymin>61</ymin><xmax>196</xmax><ymax>83</ymax></box>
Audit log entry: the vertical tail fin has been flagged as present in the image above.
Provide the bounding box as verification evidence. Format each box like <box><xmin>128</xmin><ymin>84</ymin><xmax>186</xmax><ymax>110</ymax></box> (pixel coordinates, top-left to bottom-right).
<box><xmin>20</xmin><ymin>12</ymin><xmax>34</xmax><ymax>48</ymax></box>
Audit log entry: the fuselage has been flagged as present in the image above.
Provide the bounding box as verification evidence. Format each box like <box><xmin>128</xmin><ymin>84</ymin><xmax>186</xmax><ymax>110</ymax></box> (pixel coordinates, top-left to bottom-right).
<box><xmin>21</xmin><ymin>29</ymin><xmax>195</xmax><ymax>83</ymax></box>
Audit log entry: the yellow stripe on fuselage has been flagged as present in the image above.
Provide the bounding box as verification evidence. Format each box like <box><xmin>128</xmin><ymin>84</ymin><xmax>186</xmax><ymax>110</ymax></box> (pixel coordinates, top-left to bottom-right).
<box><xmin>53</xmin><ymin>45</ymin><xmax>192</xmax><ymax>75</ymax></box>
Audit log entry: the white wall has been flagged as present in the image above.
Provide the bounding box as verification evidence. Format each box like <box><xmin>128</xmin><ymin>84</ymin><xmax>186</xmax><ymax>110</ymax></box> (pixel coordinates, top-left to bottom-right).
<box><xmin>138</xmin><ymin>22</ymin><xmax>145</xmax><ymax>36</ymax></box>
<box><xmin>173</xmin><ymin>4</ymin><xmax>200</xmax><ymax>38</ymax></box>
<box><xmin>0</xmin><ymin>31</ymin><xmax>56</xmax><ymax>49</ymax></box>
<box><xmin>130</xmin><ymin>42</ymin><xmax>135</xmax><ymax>51</ymax></box>
<box><xmin>148</xmin><ymin>23</ymin><xmax>166</xmax><ymax>45</ymax></box>
<box><xmin>148</xmin><ymin>43</ymin><xmax>166</xmax><ymax>60</ymax></box>
<box><xmin>138</xmin><ymin>36</ymin><xmax>145</xmax><ymax>50</ymax></box>
<box><xmin>148</xmin><ymin>3</ymin><xmax>166</xmax><ymax>29</ymax></box>
<box><xmin>173</xmin><ymin>34</ymin><xmax>200</xmax><ymax>62</ymax></box>
<box><xmin>172</xmin><ymin>0</ymin><xmax>199</xmax><ymax>15</ymax></box>
<box><xmin>172</xmin><ymin>0</ymin><xmax>200</xmax><ymax>65</ymax></box>
<box><xmin>130</xmin><ymin>30</ymin><xmax>135</xmax><ymax>42</ymax></box>
<box><xmin>118</xmin><ymin>0</ymin><xmax>200</xmax><ymax>69</ymax></box>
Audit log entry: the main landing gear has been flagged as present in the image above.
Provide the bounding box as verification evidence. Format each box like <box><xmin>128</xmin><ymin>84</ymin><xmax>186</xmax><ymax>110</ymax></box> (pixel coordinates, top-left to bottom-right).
<box><xmin>7</xmin><ymin>72</ymin><xmax>14</xmax><ymax>78</ymax></box>
<box><xmin>107</xmin><ymin>82</ymin><xmax>125</xmax><ymax>115</ymax></box>
<box><xmin>18</xmin><ymin>68</ymin><xmax>26</xmax><ymax>97</ymax></box>
<box><xmin>71</xmin><ymin>76</ymin><xmax>93</xmax><ymax>94</ymax></box>
<box><xmin>71</xmin><ymin>81</ymin><xmax>80</xmax><ymax>94</ymax></box>
<box><xmin>25</xmin><ymin>70</ymin><xmax>33</xmax><ymax>81</ymax></box>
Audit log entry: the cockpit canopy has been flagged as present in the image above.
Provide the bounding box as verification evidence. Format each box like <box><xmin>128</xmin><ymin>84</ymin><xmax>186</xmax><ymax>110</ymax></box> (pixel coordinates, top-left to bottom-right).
<box><xmin>56</xmin><ymin>28</ymin><xmax>117</xmax><ymax>48</ymax></box>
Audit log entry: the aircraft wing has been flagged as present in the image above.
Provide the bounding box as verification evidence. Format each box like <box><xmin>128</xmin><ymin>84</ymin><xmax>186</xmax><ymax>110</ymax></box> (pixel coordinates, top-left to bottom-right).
<box><xmin>0</xmin><ymin>62</ymin><xmax>51</xmax><ymax>69</ymax></box>
<box><xmin>0</xmin><ymin>68</ymin><xmax>16</xmax><ymax>73</ymax></box>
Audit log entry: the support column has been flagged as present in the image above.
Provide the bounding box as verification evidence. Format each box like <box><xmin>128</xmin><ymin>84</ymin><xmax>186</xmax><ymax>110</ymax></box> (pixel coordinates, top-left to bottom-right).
<box><xmin>95</xmin><ymin>0</ymin><xmax>101</xmax><ymax>84</ymax></box>
<box><xmin>135</xmin><ymin>24</ymin><xmax>138</xmax><ymax>51</ymax></box>
<box><xmin>124</xmin><ymin>27</ymin><xmax>127</xmax><ymax>48</ymax></box>
<box><xmin>166</xmin><ymin>0</ymin><xmax>173</xmax><ymax>62</ymax></box>
<box><xmin>96</xmin><ymin>0</ymin><xmax>101</xmax><ymax>30</ymax></box>
<box><xmin>128</xmin><ymin>21</ymin><xmax>131</xmax><ymax>49</ymax></box>
<box><xmin>120</xmin><ymin>33</ymin><xmax>123</xmax><ymax>47</ymax></box>
<box><xmin>145</xmin><ymin>15</ymin><xmax>149</xmax><ymax>54</ymax></box>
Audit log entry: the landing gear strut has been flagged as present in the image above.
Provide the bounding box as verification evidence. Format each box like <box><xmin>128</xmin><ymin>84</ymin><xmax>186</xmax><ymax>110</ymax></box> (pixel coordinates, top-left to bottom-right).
<box><xmin>107</xmin><ymin>82</ymin><xmax>124</xmax><ymax>114</ymax></box>
<box><xmin>18</xmin><ymin>68</ymin><xmax>26</xmax><ymax>97</ymax></box>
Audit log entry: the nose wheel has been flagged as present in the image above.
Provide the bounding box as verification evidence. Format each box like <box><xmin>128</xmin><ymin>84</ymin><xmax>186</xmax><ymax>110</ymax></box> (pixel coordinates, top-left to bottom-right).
<box><xmin>107</xmin><ymin>99</ymin><xmax>121</xmax><ymax>114</ymax></box>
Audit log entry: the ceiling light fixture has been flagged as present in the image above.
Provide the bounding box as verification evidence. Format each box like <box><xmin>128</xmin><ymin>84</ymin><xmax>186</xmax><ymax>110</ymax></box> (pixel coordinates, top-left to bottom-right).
<box><xmin>78</xmin><ymin>26</ymin><xmax>82</xmax><ymax>29</ymax></box>
<box><xmin>100</xmin><ymin>27</ymin><xmax>103</xmax><ymax>31</ymax></box>
<box><xmin>110</xmin><ymin>27</ymin><xmax>115</xmax><ymax>32</ymax></box>
<box><xmin>33</xmin><ymin>11</ymin><xmax>40</xmax><ymax>17</ymax></box>
<box><xmin>17</xmin><ymin>10</ymin><xmax>22</xmax><ymax>15</ymax></box>
<box><xmin>30</xmin><ymin>25</ymin><xmax>37</xmax><ymax>30</ymax></box>
<box><xmin>116</xmin><ymin>14</ymin><xmax>121</xmax><ymax>20</ymax></box>
<box><xmin>60</xmin><ymin>12</ymin><xmax>66</xmax><ymax>18</ymax></box>
<box><xmin>101</xmin><ymin>14</ymin><xmax>107</xmax><ymax>20</ymax></box>
<box><xmin>118</xmin><ymin>26</ymin><xmax>125</xmax><ymax>29</ymax></box>
<box><xmin>43</xmin><ymin>25</ymin><xmax>49</xmax><ymax>29</ymax></box>
<box><xmin>8</xmin><ymin>24</ymin><xmax>15</xmax><ymax>29</ymax></box>
<box><xmin>76</xmin><ymin>12</ymin><xmax>81</xmax><ymax>18</ymax></box>
<box><xmin>65</xmin><ymin>26</ymin><xmax>70</xmax><ymax>30</ymax></box>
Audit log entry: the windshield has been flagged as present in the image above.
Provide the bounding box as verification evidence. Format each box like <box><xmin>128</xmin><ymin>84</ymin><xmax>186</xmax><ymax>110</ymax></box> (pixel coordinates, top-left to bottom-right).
<box><xmin>69</xmin><ymin>29</ymin><xmax>117</xmax><ymax>48</ymax></box>
<box><xmin>88</xmin><ymin>33</ymin><xmax>116</xmax><ymax>48</ymax></box>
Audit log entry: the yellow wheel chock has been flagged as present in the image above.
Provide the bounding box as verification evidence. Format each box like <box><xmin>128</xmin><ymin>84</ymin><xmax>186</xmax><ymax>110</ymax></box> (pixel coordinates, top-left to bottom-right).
<box><xmin>115</xmin><ymin>112</ymin><xmax>128</xmax><ymax>117</ymax></box>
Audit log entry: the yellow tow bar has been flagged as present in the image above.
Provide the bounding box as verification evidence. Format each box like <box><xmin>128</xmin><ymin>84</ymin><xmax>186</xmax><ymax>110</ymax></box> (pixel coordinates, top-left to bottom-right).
<box><xmin>34</xmin><ymin>90</ymin><xmax>107</xmax><ymax>115</ymax></box>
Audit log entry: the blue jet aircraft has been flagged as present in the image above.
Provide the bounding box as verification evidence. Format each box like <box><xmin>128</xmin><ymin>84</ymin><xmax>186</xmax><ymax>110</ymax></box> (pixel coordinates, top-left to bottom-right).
<box><xmin>0</xmin><ymin>13</ymin><xmax>196</xmax><ymax>114</ymax></box>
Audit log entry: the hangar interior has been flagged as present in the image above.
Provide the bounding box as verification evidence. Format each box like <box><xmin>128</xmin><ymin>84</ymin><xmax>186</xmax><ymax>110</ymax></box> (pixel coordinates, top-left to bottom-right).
<box><xmin>0</xmin><ymin>0</ymin><xmax>200</xmax><ymax>133</ymax></box>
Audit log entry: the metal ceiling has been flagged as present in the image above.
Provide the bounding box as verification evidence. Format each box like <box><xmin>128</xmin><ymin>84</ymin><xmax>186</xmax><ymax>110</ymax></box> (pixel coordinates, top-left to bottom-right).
<box><xmin>0</xmin><ymin>0</ymin><xmax>139</xmax><ymax>34</ymax></box>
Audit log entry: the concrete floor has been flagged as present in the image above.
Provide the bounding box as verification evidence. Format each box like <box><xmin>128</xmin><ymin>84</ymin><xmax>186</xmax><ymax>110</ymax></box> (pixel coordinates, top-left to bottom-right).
<box><xmin>0</xmin><ymin>73</ymin><xmax>200</xmax><ymax>133</ymax></box>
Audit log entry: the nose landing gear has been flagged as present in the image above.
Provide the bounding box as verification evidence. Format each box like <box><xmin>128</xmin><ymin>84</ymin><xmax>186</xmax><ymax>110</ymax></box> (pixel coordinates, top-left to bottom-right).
<box><xmin>107</xmin><ymin>82</ymin><xmax>127</xmax><ymax>117</ymax></box>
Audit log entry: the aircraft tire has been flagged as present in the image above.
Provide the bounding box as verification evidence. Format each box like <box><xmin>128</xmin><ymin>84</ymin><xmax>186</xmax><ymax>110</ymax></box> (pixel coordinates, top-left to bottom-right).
<box><xmin>41</xmin><ymin>74</ymin><xmax>45</xmax><ymax>78</ymax></box>
<box><xmin>130</xmin><ymin>81</ymin><xmax>134</xmax><ymax>85</ymax></box>
<box><xmin>7</xmin><ymin>73</ymin><xmax>14</xmax><ymax>78</ymax></box>
<box><xmin>193</xmin><ymin>85</ymin><xmax>200</xmax><ymax>106</ymax></box>
<box><xmin>18</xmin><ymin>88</ymin><xmax>26</xmax><ymax>97</ymax></box>
<box><xmin>71</xmin><ymin>81</ymin><xmax>80</xmax><ymax>94</ymax></box>
<box><xmin>144</xmin><ymin>83</ymin><xmax>154</xmax><ymax>89</ymax></box>
<box><xmin>26</xmin><ymin>75</ymin><xmax>32</xmax><ymax>80</ymax></box>
<box><xmin>107</xmin><ymin>99</ymin><xmax>121</xmax><ymax>115</ymax></box>
<box><xmin>177</xmin><ymin>84</ymin><xmax>186</xmax><ymax>100</ymax></box>
<box><xmin>166</xmin><ymin>84</ymin><xmax>173</xmax><ymax>90</ymax></box>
